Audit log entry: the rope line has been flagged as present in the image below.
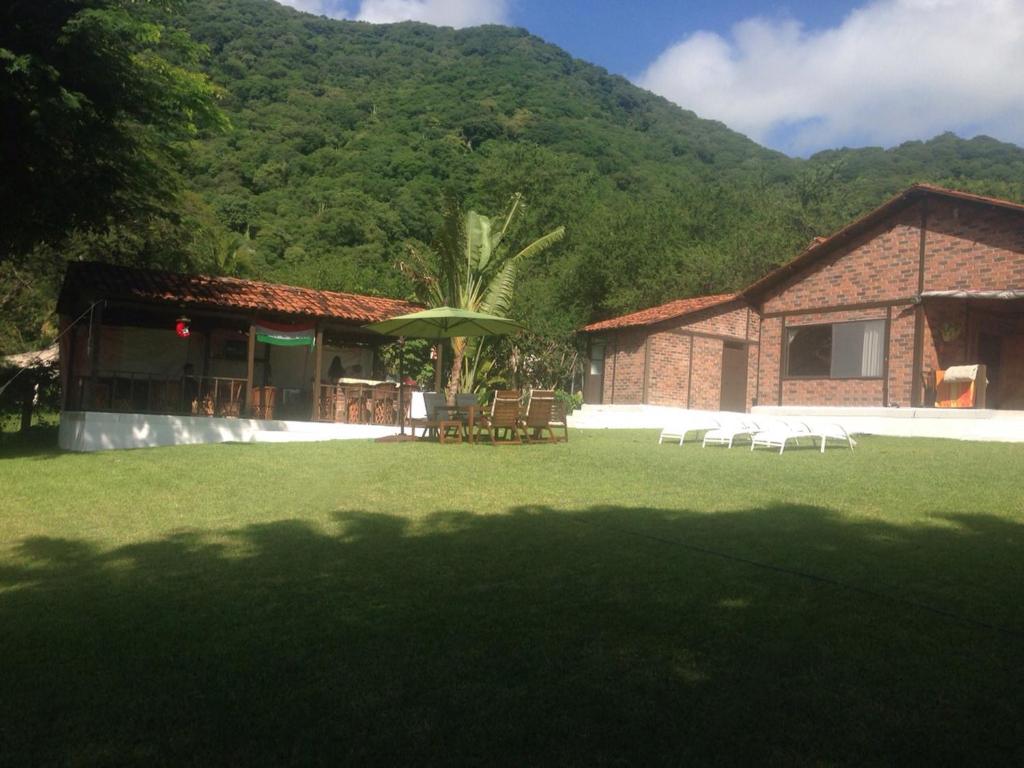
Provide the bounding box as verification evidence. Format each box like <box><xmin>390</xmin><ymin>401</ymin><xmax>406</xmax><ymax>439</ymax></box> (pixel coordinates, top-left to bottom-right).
<box><xmin>0</xmin><ymin>300</ymin><xmax>101</xmax><ymax>397</ymax></box>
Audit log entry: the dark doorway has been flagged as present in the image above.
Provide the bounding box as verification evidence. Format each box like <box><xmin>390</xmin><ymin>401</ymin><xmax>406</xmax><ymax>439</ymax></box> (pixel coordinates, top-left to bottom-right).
<box><xmin>720</xmin><ymin>342</ymin><xmax>747</xmax><ymax>412</ymax></box>
<box><xmin>978</xmin><ymin>332</ymin><xmax>1002</xmax><ymax>407</ymax></box>
<box><xmin>997</xmin><ymin>335</ymin><xmax>1024</xmax><ymax>409</ymax></box>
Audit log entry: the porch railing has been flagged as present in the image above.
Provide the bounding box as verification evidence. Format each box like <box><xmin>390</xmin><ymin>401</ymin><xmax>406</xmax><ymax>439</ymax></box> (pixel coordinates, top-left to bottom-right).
<box><xmin>72</xmin><ymin>372</ymin><xmax>247</xmax><ymax>418</ymax></box>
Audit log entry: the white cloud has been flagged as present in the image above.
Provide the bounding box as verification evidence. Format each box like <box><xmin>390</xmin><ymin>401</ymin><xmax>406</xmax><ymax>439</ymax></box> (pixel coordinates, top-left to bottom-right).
<box><xmin>355</xmin><ymin>0</ymin><xmax>507</xmax><ymax>26</ymax></box>
<box><xmin>275</xmin><ymin>0</ymin><xmax>349</xmax><ymax>16</ymax></box>
<box><xmin>273</xmin><ymin>0</ymin><xmax>508</xmax><ymax>27</ymax></box>
<box><xmin>637</xmin><ymin>0</ymin><xmax>1024</xmax><ymax>154</ymax></box>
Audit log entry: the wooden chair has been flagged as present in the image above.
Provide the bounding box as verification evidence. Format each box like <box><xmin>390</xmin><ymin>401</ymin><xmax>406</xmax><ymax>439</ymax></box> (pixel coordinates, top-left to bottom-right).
<box><xmin>475</xmin><ymin>390</ymin><xmax>524</xmax><ymax>445</ymax></box>
<box><xmin>409</xmin><ymin>391</ymin><xmax>445</xmax><ymax>439</ymax></box>
<box><xmin>549</xmin><ymin>398</ymin><xmax>569</xmax><ymax>443</ymax></box>
<box><xmin>520</xmin><ymin>389</ymin><xmax>557</xmax><ymax>444</ymax></box>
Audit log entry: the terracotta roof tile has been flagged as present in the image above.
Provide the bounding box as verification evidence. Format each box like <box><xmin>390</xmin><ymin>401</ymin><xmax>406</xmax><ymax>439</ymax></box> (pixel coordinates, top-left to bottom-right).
<box><xmin>59</xmin><ymin>262</ymin><xmax>419</xmax><ymax>323</ymax></box>
<box><xmin>581</xmin><ymin>293</ymin><xmax>737</xmax><ymax>332</ymax></box>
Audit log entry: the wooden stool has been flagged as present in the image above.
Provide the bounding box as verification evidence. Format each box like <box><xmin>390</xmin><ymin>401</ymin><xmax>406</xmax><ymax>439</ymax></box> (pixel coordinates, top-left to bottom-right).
<box><xmin>438</xmin><ymin>419</ymin><xmax>463</xmax><ymax>444</ymax></box>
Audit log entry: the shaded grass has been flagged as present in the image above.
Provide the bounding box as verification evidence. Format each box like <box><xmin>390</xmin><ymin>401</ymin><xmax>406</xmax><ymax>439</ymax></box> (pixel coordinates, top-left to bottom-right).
<box><xmin>1</xmin><ymin>431</ymin><xmax>1023</xmax><ymax>765</ymax></box>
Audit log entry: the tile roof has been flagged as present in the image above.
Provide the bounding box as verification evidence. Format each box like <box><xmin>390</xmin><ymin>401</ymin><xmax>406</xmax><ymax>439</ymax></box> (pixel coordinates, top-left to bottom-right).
<box><xmin>581</xmin><ymin>293</ymin><xmax>738</xmax><ymax>332</ymax></box>
<box><xmin>58</xmin><ymin>262</ymin><xmax>419</xmax><ymax>324</ymax></box>
<box><xmin>742</xmin><ymin>184</ymin><xmax>1024</xmax><ymax>300</ymax></box>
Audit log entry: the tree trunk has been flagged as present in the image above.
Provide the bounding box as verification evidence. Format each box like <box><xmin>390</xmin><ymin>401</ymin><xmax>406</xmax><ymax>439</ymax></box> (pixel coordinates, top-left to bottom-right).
<box><xmin>446</xmin><ymin>336</ymin><xmax>467</xmax><ymax>404</ymax></box>
<box><xmin>19</xmin><ymin>382</ymin><xmax>35</xmax><ymax>433</ymax></box>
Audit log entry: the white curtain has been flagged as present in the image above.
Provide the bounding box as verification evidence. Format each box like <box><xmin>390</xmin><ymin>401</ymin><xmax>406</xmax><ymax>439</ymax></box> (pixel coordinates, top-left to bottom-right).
<box><xmin>860</xmin><ymin>320</ymin><xmax>884</xmax><ymax>377</ymax></box>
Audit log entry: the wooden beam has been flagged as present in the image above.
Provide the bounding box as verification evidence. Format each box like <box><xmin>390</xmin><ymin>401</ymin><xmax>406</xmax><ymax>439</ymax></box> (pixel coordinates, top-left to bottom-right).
<box><xmin>685</xmin><ymin>335</ymin><xmax>694</xmax><ymax>409</ymax></box>
<box><xmin>754</xmin><ymin>317</ymin><xmax>763</xmax><ymax>407</ymax></box>
<box><xmin>245</xmin><ymin>323</ymin><xmax>256</xmax><ymax>416</ymax></box>
<box><xmin>882</xmin><ymin>306</ymin><xmax>892</xmax><ymax>406</ymax></box>
<box><xmin>778</xmin><ymin>315</ymin><xmax>787</xmax><ymax>405</ymax></box>
<box><xmin>911</xmin><ymin>200</ymin><xmax>929</xmax><ymax>406</ymax></box>
<box><xmin>311</xmin><ymin>325</ymin><xmax>324</xmax><ymax>421</ymax></box>
<box><xmin>642</xmin><ymin>334</ymin><xmax>651</xmax><ymax>404</ymax></box>
<box><xmin>85</xmin><ymin>301</ymin><xmax>104</xmax><ymax>410</ymax></box>
<box><xmin>761</xmin><ymin>297</ymin><xmax>916</xmax><ymax>319</ymax></box>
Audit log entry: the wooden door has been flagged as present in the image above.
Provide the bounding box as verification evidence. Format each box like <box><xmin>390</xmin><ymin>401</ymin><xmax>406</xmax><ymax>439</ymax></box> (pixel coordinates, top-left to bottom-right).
<box><xmin>720</xmin><ymin>342</ymin><xmax>748</xmax><ymax>412</ymax></box>
<box><xmin>583</xmin><ymin>340</ymin><xmax>605</xmax><ymax>404</ymax></box>
<box><xmin>998</xmin><ymin>335</ymin><xmax>1024</xmax><ymax>410</ymax></box>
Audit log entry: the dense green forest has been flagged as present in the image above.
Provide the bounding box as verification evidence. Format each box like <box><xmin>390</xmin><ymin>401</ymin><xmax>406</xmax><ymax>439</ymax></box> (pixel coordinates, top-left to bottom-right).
<box><xmin>4</xmin><ymin>0</ymin><xmax>1024</xmax><ymax>363</ymax></box>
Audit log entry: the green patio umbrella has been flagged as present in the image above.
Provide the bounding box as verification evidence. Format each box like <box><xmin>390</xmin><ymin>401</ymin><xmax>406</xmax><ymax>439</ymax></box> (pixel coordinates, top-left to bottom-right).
<box><xmin>365</xmin><ymin>306</ymin><xmax>526</xmax><ymax>339</ymax></box>
<box><xmin>364</xmin><ymin>306</ymin><xmax>526</xmax><ymax>439</ymax></box>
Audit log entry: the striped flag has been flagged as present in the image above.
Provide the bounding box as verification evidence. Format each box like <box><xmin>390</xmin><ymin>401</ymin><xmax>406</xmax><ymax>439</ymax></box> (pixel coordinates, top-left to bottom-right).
<box><xmin>255</xmin><ymin>321</ymin><xmax>315</xmax><ymax>347</ymax></box>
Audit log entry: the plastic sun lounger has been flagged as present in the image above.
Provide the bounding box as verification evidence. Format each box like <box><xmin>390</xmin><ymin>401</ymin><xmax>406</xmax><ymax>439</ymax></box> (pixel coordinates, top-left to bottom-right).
<box><xmin>659</xmin><ymin>413</ymin><xmax>721</xmax><ymax>445</ymax></box>
<box><xmin>812</xmin><ymin>422</ymin><xmax>857</xmax><ymax>453</ymax></box>
<box><xmin>750</xmin><ymin>420</ymin><xmax>815</xmax><ymax>454</ymax></box>
<box><xmin>701</xmin><ymin>417</ymin><xmax>761</xmax><ymax>448</ymax></box>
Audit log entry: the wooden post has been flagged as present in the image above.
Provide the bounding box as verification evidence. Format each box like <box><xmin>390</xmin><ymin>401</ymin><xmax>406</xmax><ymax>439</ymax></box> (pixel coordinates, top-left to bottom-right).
<box><xmin>19</xmin><ymin>381</ymin><xmax>35</xmax><ymax>433</ymax></box>
<box><xmin>311</xmin><ymin>325</ymin><xmax>324</xmax><ymax>421</ymax></box>
<box><xmin>85</xmin><ymin>301</ymin><xmax>103</xmax><ymax>410</ymax></box>
<box><xmin>245</xmin><ymin>322</ymin><xmax>256</xmax><ymax>416</ymax></box>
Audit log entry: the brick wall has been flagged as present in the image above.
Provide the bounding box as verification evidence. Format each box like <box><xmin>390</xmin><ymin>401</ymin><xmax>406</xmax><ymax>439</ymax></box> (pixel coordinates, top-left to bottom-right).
<box><xmin>924</xmin><ymin>199</ymin><xmax>1024</xmax><ymax>291</ymax></box>
<box><xmin>597</xmin><ymin>302</ymin><xmax>756</xmax><ymax>409</ymax></box>
<box><xmin>690</xmin><ymin>336</ymin><xmax>724</xmax><ymax>409</ymax></box>
<box><xmin>757</xmin><ymin>317</ymin><xmax>783</xmax><ymax>405</ymax></box>
<box><xmin>601</xmin><ymin>328</ymin><xmax>646</xmax><ymax>404</ymax></box>
<box><xmin>888</xmin><ymin>304</ymin><xmax>917</xmax><ymax>406</ymax></box>
<box><xmin>763</xmin><ymin>203</ymin><xmax>922</xmax><ymax>314</ymax></box>
<box><xmin>647</xmin><ymin>331</ymin><xmax>691</xmax><ymax>406</ymax></box>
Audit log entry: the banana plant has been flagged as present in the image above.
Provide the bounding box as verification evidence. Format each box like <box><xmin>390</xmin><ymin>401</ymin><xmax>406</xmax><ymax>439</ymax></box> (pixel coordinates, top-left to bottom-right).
<box><xmin>401</xmin><ymin>193</ymin><xmax>565</xmax><ymax>401</ymax></box>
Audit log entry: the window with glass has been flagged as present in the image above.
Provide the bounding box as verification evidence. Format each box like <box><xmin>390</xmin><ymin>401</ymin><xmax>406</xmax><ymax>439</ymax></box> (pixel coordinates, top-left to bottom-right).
<box><xmin>589</xmin><ymin>341</ymin><xmax>606</xmax><ymax>376</ymax></box>
<box><xmin>785</xmin><ymin>320</ymin><xmax>885</xmax><ymax>378</ymax></box>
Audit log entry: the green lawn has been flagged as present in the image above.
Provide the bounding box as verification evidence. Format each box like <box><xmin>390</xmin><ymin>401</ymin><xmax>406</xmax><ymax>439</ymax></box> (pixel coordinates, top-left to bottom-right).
<box><xmin>2</xmin><ymin>429</ymin><xmax>1023</xmax><ymax>766</ymax></box>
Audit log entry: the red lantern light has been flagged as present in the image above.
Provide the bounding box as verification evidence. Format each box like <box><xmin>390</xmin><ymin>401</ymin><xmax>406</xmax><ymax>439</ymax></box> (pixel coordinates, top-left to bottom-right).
<box><xmin>175</xmin><ymin>317</ymin><xmax>191</xmax><ymax>338</ymax></box>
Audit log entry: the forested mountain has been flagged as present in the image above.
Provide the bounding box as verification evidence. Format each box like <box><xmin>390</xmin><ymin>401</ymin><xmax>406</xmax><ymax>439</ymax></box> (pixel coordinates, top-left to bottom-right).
<box><xmin>5</xmin><ymin>0</ymin><xmax>1024</xmax><ymax>357</ymax></box>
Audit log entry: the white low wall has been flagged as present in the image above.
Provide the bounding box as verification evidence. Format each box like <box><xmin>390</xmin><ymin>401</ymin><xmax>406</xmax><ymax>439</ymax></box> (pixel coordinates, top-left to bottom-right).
<box><xmin>569</xmin><ymin>403</ymin><xmax>1024</xmax><ymax>443</ymax></box>
<box><xmin>59</xmin><ymin>411</ymin><xmax>400</xmax><ymax>452</ymax></box>
<box><xmin>752</xmin><ymin>405</ymin><xmax>1024</xmax><ymax>443</ymax></box>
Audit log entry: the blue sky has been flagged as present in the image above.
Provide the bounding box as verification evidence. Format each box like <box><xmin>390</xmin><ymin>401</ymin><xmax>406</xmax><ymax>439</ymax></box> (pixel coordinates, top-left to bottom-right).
<box><xmin>276</xmin><ymin>0</ymin><xmax>1024</xmax><ymax>157</ymax></box>
<box><xmin>508</xmin><ymin>1</ymin><xmax>856</xmax><ymax>78</ymax></box>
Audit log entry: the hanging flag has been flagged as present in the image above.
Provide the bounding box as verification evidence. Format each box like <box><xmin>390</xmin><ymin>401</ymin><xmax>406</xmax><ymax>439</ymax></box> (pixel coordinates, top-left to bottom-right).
<box><xmin>255</xmin><ymin>321</ymin><xmax>315</xmax><ymax>347</ymax></box>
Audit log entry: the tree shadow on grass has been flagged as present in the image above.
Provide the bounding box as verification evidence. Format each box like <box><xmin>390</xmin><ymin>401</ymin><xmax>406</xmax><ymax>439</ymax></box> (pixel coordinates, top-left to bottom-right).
<box><xmin>1</xmin><ymin>504</ymin><xmax>1022</xmax><ymax>766</ymax></box>
<box><xmin>0</xmin><ymin>425</ymin><xmax>62</xmax><ymax>460</ymax></box>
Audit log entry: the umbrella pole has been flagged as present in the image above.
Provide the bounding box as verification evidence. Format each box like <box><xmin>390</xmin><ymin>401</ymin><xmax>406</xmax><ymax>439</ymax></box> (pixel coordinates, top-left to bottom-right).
<box><xmin>398</xmin><ymin>337</ymin><xmax>406</xmax><ymax>436</ymax></box>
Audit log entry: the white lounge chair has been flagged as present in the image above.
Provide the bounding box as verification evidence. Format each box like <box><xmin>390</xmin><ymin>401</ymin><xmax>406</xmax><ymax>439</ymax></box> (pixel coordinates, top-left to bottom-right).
<box><xmin>702</xmin><ymin>416</ymin><xmax>761</xmax><ymax>448</ymax></box>
<box><xmin>811</xmin><ymin>422</ymin><xmax>857</xmax><ymax>453</ymax></box>
<box><xmin>659</xmin><ymin>412</ymin><xmax>721</xmax><ymax>445</ymax></box>
<box><xmin>750</xmin><ymin>420</ymin><xmax>814</xmax><ymax>454</ymax></box>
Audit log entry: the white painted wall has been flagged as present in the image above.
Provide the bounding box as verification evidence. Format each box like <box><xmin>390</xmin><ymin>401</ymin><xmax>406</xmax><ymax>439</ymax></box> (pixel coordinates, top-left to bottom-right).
<box><xmin>569</xmin><ymin>403</ymin><xmax>1024</xmax><ymax>443</ymax></box>
<box><xmin>59</xmin><ymin>411</ymin><xmax>399</xmax><ymax>452</ymax></box>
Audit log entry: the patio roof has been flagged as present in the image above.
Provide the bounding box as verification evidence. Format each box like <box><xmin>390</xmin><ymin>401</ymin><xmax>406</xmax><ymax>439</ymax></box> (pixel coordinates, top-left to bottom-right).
<box><xmin>580</xmin><ymin>293</ymin><xmax>738</xmax><ymax>333</ymax></box>
<box><xmin>57</xmin><ymin>262</ymin><xmax>419</xmax><ymax>324</ymax></box>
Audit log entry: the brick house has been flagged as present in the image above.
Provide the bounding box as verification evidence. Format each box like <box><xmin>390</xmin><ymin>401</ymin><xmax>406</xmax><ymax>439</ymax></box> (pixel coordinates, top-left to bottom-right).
<box><xmin>580</xmin><ymin>294</ymin><xmax>760</xmax><ymax>412</ymax></box>
<box><xmin>581</xmin><ymin>184</ymin><xmax>1024</xmax><ymax>411</ymax></box>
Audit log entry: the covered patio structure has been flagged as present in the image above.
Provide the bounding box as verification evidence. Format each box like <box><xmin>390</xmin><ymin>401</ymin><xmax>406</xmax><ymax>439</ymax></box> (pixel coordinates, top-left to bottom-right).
<box><xmin>56</xmin><ymin>262</ymin><xmax>420</xmax><ymax>451</ymax></box>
